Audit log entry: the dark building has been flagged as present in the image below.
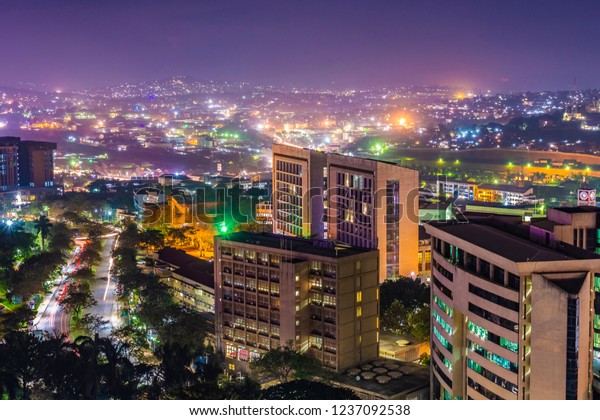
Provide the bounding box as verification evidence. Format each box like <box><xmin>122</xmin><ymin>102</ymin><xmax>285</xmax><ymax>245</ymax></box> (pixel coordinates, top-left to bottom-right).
<box><xmin>0</xmin><ymin>137</ymin><xmax>20</xmax><ymax>191</ymax></box>
<box><xmin>18</xmin><ymin>140</ymin><xmax>57</xmax><ymax>188</ymax></box>
<box><xmin>0</xmin><ymin>136</ymin><xmax>56</xmax><ymax>190</ymax></box>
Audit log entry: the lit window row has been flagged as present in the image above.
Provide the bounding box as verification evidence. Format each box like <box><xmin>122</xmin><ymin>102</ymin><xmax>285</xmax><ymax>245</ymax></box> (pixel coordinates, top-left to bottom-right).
<box><xmin>433</xmin><ymin>325</ymin><xmax>453</xmax><ymax>352</ymax></box>
<box><xmin>467</xmin><ymin>321</ymin><xmax>518</xmax><ymax>353</ymax></box>
<box><xmin>433</xmin><ymin>309</ymin><xmax>453</xmax><ymax>335</ymax></box>
<box><xmin>434</xmin><ymin>295</ymin><xmax>454</xmax><ymax>317</ymax></box>
<box><xmin>468</xmin><ymin>340</ymin><xmax>518</xmax><ymax>373</ymax></box>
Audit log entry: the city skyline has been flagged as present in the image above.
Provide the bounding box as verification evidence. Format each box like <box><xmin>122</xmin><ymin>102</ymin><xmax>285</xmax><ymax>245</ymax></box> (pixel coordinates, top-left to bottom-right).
<box><xmin>3</xmin><ymin>0</ymin><xmax>600</xmax><ymax>92</ymax></box>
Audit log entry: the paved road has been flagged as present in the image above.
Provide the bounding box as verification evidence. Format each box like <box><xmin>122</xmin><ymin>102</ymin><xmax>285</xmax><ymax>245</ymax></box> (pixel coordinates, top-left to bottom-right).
<box><xmin>34</xmin><ymin>234</ymin><xmax>120</xmax><ymax>337</ymax></box>
<box><xmin>33</xmin><ymin>250</ymin><xmax>80</xmax><ymax>336</ymax></box>
<box><xmin>86</xmin><ymin>235</ymin><xmax>119</xmax><ymax>336</ymax></box>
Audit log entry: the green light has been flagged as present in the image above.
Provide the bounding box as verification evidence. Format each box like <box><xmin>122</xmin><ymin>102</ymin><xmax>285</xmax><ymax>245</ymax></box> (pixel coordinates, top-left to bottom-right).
<box><xmin>220</xmin><ymin>223</ymin><xmax>228</xmax><ymax>233</ymax></box>
<box><xmin>455</xmin><ymin>159</ymin><xmax>460</xmax><ymax>165</ymax></box>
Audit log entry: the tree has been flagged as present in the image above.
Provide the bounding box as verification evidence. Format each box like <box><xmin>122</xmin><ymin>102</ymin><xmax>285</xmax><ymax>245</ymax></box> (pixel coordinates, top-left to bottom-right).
<box><xmin>60</xmin><ymin>282</ymin><xmax>96</xmax><ymax>324</ymax></box>
<box><xmin>250</xmin><ymin>344</ymin><xmax>320</xmax><ymax>384</ymax></box>
<box><xmin>10</xmin><ymin>252</ymin><xmax>64</xmax><ymax>299</ymax></box>
<box><xmin>379</xmin><ymin>277</ymin><xmax>429</xmax><ymax>314</ymax></box>
<box><xmin>79</xmin><ymin>313</ymin><xmax>109</xmax><ymax>336</ymax></box>
<box><xmin>138</xmin><ymin>229</ymin><xmax>165</xmax><ymax>256</ymax></box>
<box><xmin>407</xmin><ymin>305</ymin><xmax>430</xmax><ymax>341</ymax></box>
<box><xmin>381</xmin><ymin>299</ymin><xmax>410</xmax><ymax>335</ymax></box>
<box><xmin>34</xmin><ymin>214</ymin><xmax>53</xmax><ymax>252</ymax></box>
<box><xmin>79</xmin><ymin>245</ymin><xmax>101</xmax><ymax>269</ymax></box>
<box><xmin>260</xmin><ymin>379</ymin><xmax>359</xmax><ymax>400</ymax></box>
<box><xmin>48</xmin><ymin>222</ymin><xmax>72</xmax><ymax>254</ymax></box>
<box><xmin>0</xmin><ymin>306</ymin><xmax>34</xmax><ymax>338</ymax></box>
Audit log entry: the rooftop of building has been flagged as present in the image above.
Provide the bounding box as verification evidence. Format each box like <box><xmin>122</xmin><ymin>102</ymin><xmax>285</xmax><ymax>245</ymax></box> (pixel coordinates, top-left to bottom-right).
<box><xmin>217</xmin><ymin>231</ymin><xmax>376</xmax><ymax>259</ymax></box>
<box><xmin>454</xmin><ymin>199</ymin><xmax>536</xmax><ymax>210</ymax></box>
<box><xmin>477</xmin><ymin>183</ymin><xmax>532</xmax><ymax>193</ymax></box>
<box><xmin>549</xmin><ymin>205</ymin><xmax>600</xmax><ymax>214</ymax></box>
<box><xmin>330</xmin><ymin>358</ymin><xmax>430</xmax><ymax>399</ymax></box>
<box><xmin>273</xmin><ymin>143</ymin><xmax>417</xmax><ymax>172</ymax></box>
<box><xmin>428</xmin><ymin>217</ymin><xmax>600</xmax><ymax>262</ymax></box>
<box><xmin>419</xmin><ymin>200</ymin><xmax>453</xmax><ymax>211</ymax></box>
<box><xmin>154</xmin><ymin>247</ymin><xmax>214</xmax><ymax>289</ymax></box>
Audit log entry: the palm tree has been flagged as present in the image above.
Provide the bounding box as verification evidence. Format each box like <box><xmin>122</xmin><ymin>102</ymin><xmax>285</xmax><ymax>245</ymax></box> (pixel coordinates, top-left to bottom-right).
<box><xmin>34</xmin><ymin>215</ymin><xmax>53</xmax><ymax>252</ymax></box>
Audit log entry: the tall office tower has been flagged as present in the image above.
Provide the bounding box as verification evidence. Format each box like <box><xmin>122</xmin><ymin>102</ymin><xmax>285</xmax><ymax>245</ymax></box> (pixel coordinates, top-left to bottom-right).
<box><xmin>425</xmin><ymin>217</ymin><xmax>600</xmax><ymax>400</ymax></box>
<box><xmin>327</xmin><ymin>154</ymin><xmax>419</xmax><ymax>281</ymax></box>
<box><xmin>0</xmin><ymin>137</ymin><xmax>20</xmax><ymax>191</ymax></box>
<box><xmin>272</xmin><ymin>144</ymin><xmax>419</xmax><ymax>282</ymax></box>
<box><xmin>272</xmin><ymin>144</ymin><xmax>327</xmax><ymax>238</ymax></box>
<box><xmin>18</xmin><ymin>141</ymin><xmax>57</xmax><ymax>187</ymax></box>
<box><xmin>214</xmin><ymin>232</ymin><xmax>379</xmax><ymax>372</ymax></box>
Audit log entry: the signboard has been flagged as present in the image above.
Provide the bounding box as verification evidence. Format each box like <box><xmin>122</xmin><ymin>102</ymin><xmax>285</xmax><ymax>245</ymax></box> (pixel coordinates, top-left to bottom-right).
<box><xmin>577</xmin><ymin>189</ymin><xmax>597</xmax><ymax>206</ymax></box>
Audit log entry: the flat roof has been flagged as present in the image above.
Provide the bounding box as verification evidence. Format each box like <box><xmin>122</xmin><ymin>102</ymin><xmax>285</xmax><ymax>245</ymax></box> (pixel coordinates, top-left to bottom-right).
<box><xmin>477</xmin><ymin>183</ymin><xmax>532</xmax><ymax>194</ymax></box>
<box><xmin>217</xmin><ymin>232</ymin><xmax>375</xmax><ymax>258</ymax></box>
<box><xmin>331</xmin><ymin>359</ymin><xmax>430</xmax><ymax>398</ymax></box>
<box><xmin>155</xmin><ymin>247</ymin><xmax>214</xmax><ymax>289</ymax></box>
<box><xmin>550</xmin><ymin>206</ymin><xmax>600</xmax><ymax>214</ymax></box>
<box><xmin>428</xmin><ymin>222</ymin><xmax>576</xmax><ymax>262</ymax></box>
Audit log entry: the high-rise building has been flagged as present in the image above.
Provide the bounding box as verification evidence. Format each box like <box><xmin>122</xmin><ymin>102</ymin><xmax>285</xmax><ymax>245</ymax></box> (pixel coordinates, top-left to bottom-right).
<box><xmin>18</xmin><ymin>141</ymin><xmax>57</xmax><ymax>188</ymax></box>
<box><xmin>0</xmin><ymin>137</ymin><xmax>20</xmax><ymax>191</ymax></box>
<box><xmin>272</xmin><ymin>144</ymin><xmax>419</xmax><ymax>281</ymax></box>
<box><xmin>0</xmin><ymin>137</ymin><xmax>57</xmax><ymax>191</ymax></box>
<box><xmin>327</xmin><ymin>153</ymin><xmax>419</xmax><ymax>280</ymax></box>
<box><xmin>425</xmin><ymin>217</ymin><xmax>600</xmax><ymax>400</ymax></box>
<box><xmin>214</xmin><ymin>232</ymin><xmax>379</xmax><ymax>372</ymax></box>
<box><xmin>272</xmin><ymin>145</ymin><xmax>327</xmax><ymax>238</ymax></box>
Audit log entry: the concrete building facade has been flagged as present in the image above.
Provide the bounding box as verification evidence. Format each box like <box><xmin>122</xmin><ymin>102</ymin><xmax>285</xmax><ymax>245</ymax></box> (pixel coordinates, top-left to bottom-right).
<box><xmin>214</xmin><ymin>232</ymin><xmax>379</xmax><ymax>373</ymax></box>
<box><xmin>425</xmin><ymin>218</ymin><xmax>600</xmax><ymax>400</ymax></box>
<box><xmin>272</xmin><ymin>144</ymin><xmax>419</xmax><ymax>281</ymax></box>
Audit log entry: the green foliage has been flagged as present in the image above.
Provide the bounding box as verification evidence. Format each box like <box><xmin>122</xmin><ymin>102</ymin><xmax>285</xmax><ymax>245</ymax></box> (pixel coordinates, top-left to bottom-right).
<box><xmin>380</xmin><ymin>277</ymin><xmax>430</xmax><ymax>340</ymax></box>
<box><xmin>48</xmin><ymin>222</ymin><xmax>73</xmax><ymax>254</ymax></box>
<box><xmin>380</xmin><ymin>276</ymin><xmax>429</xmax><ymax>313</ymax></box>
<box><xmin>60</xmin><ymin>281</ymin><xmax>97</xmax><ymax>323</ymax></box>
<box><xmin>251</xmin><ymin>343</ymin><xmax>320</xmax><ymax>383</ymax></box>
<box><xmin>10</xmin><ymin>251</ymin><xmax>65</xmax><ymax>299</ymax></box>
<box><xmin>34</xmin><ymin>215</ymin><xmax>53</xmax><ymax>252</ymax></box>
<box><xmin>138</xmin><ymin>229</ymin><xmax>165</xmax><ymax>252</ymax></box>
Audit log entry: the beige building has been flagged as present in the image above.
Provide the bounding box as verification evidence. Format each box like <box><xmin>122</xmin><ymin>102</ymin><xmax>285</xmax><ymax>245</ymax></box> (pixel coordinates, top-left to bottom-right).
<box><xmin>272</xmin><ymin>145</ymin><xmax>327</xmax><ymax>238</ymax></box>
<box><xmin>214</xmin><ymin>232</ymin><xmax>379</xmax><ymax>373</ymax></box>
<box><xmin>272</xmin><ymin>143</ymin><xmax>419</xmax><ymax>281</ymax></box>
<box><xmin>425</xmin><ymin>217</ymin><xmax>600</xmax><ymax>400</ymax></box>
<box><xmin>153</xmin><ymin>247</ymin><xmax>215</xmax><ymax>315</ymax></box>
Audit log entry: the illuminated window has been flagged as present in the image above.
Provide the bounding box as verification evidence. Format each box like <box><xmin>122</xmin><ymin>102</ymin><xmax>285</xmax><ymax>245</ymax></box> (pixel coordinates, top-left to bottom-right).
<box><xmin>228</xmin><ymin>363</ymin><xmax>235</xmax><ymax>371</ymax></box>
<box><xmin>356</xmin><ymin>291</ymin><xmax>362</xmax><ymax>303</ymax></box>
<box><xmin>356</xmin><ymin>306</ymin><xmax>362</xmax><ymax>317</ymax></box>
<box><xmin>225</xmin><ymin>344</ymin><xmax>237</xmax><ymax>359</ymax></box>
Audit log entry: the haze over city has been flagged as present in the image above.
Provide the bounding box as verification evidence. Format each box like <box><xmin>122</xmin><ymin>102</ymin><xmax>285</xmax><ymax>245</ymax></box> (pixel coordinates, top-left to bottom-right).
<box><xmin>3</xmin><ymin>0</ymin><xmax>600</xmax><ymax>91</ymax></box>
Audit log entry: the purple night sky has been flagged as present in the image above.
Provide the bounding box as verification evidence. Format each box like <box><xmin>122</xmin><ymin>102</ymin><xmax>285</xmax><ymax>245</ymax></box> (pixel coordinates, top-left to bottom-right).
<box><xmin>2</xmin><ymin>0</ymin><xmax>600</xmax><ymax>92</ymax></box>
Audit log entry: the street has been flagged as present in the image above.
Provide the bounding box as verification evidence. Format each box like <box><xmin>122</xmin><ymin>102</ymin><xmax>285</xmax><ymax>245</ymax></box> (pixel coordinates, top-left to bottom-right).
<box><xmin>33</xmin><ymin>234</ymin><xmax>119</xmax><ymax>337</ymax></box>
<box><xmin>86</xmin><ymin>234</ymin><xmax>120</xmax><ymax>336</ymax></box>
